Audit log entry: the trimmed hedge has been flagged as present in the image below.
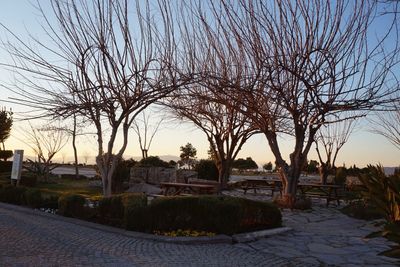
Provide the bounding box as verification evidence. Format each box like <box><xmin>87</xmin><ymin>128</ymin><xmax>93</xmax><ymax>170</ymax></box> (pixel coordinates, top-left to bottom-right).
<box><xmin>0</xmin><ymin>185</ymin><xmax>58</xmax><ymax>210</ymax></box>
<box><xmin>19</xmin><ymin>174</ymin><xmax>38</xmax><ymax>187</ymax></box>
<box><xmin>0</xmin><ymin>186</ymin><xmax>281</xmax><ymax>236</ymax></box>
<box><xmin>23</xmin><ymin>188</ymin><xmax>43</xmax><ymax>208</ymax></box>
<box><xmin>40</xmin><ymin>195</ymin><xmax>60</xmax><ymax>210</ymax></box>
<box><xmin>122</xmin><ymin>193</ymin><xmax>147</xmax><ymax>229</ymax></box>
<box><xmin>0</xmin><ymin>161</ymin><xmax>13</xmax><ymax>173</ymax></box>
<box><xmin>126</xmin><ymin>195</ymin><xmax>282</xmax><ymax>235</ymax></box>
<box><xmin>97</xmin><ymin>193</ymin><xmax>147</xmax><ymax>227</ymax></box>
<box><xmin>58</xmin><ymin>194</ymin><xmax>86</xmax><ymax>218</ymax></box>
<box><xmin>0</xmin><ymin>185</ymin><xmax>27</xmax><ymax>205</ymax></box>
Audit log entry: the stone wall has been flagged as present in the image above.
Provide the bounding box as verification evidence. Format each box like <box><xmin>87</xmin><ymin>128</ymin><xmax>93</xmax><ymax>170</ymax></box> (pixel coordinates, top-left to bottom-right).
<box><xmin>129</xmin><ymin>167</ymin><xmax>199</xmax><ymax>185</ymax></box>
<box><xmin>130</xmin><ymin>167</ymin><xmax>177</xmax><ymax>185</ymax></box>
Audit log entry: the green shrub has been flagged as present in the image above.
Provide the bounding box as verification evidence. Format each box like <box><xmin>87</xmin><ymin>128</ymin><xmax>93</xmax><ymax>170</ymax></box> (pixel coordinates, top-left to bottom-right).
<box><xmin>23</xmin><ymin>188</ymin><xmax>43</xmax><ymax>208</ymax></box>
<box><xmin>40</xmin><ymin>195</ymin><xmax>59</xmax><ymax>210</ymax></box>
<box><xmin>98</xmin><ymin>195</ymin><xmax>125</xmax><ymax>226</ymax></box>
<box><xmin>359</xmin><ymin>165</ymin><xmax>400</xmax><ymax>222</ymax></box>
<box><xmin>137</xmin><ymin>156</ymin><xmax>170</xmax><ymax>168</ymax></box>
<box><xmin>19</xmin><ymin>174</ymin><xmax>38</xmax><ymax>187</ymax></box>
<box><xmin>97</xmin><ymin>193</ymin><xmax>147</xmax><ymax>228</ymax></box>
<box><xmin>0</xmin><ymin>185</ymin><xmax>26</xmax><ymax>205</ymax></box>
<box><xmin>358</xmin><ymin>165</ymin><xmax>400</xmax><ymax>258</ymax></box>
<box><xmin>122</xmin><ymin>193</ymin><xmax>148</xmax><ymax>230</ymax></box>
<box><xmin>235</xmin><ymin>197</ymin><xmax>282</xmax><ymax>233</ymax></box>
<box><xmin>334</xmin><ymin>167</ymin><xmax>347</xmax><ymax>185</ymax></box>
<box><xmin>126</xmin><ymin>195</ymin><xmax>281</xmax><ymax>235</ymax></box>
<box><xmin>195</xmin><ymin>160</ymin><xmax>218</xmax><ymax>181</ymax></box>
<box><xmin>58</xmin><ymin>194</ymin><xmax>86</xmax><ymax>218</ymax></box>
<box><xmin>112</xmin><ymin>159</ymin><xmax>135</xmax><ymax>193</ymax></box>
<box><xmin>0</xmin><ymin>161</ymin><xmax>13</xmax><ymax>173</ymax></box>
<box><xmin>341</xmin><ymin>201</ymin><xmax>383</xmax><ymax>221</ymax></box>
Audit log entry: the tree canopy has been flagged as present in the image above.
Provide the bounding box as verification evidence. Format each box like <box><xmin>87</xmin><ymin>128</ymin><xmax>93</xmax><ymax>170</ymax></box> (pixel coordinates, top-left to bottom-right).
<box><xmin>179</xmin><ymin>143</ymin><xmax>197</xmax><ymax>169</ymax></box>
<box><xmin>0</xmin><ymin>109</ymin><xmax>12</xmax><ymax>150</ymax></box>
<box><xmin>232</xmin><ymin>157</ymin><xmax>258</xmax><ymax>171</ymax></box>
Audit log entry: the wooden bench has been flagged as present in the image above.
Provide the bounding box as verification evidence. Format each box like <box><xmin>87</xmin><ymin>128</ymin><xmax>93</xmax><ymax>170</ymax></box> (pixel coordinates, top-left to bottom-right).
<box><xmin>240</xmin><ymin>179</ymin><xmax>282</xmax><ymax>196</ymax></box>
<box><xmin>160</xmin><ymin>182</ymin><xmax>215</xmax><ymax>196</ymax></box>
<box><xmin>297</xmin><ymin>183</ymin><xmax>342</xmax><ymax>206</ymax></box>
<box><xmin>188</xmin><ymin>178</ymin><xmax>220</xmax><ymax>194</ymax></box>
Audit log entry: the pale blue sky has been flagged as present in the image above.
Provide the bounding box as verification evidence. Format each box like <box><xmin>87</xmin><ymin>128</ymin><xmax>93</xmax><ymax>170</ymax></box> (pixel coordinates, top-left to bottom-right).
<box><xmin>0</xmin><ymin>1</ymin><xmax>399</xmax><ymax>167</ymax></box>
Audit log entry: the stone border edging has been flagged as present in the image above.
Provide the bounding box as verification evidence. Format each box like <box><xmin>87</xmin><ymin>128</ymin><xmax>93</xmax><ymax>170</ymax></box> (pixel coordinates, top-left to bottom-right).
<box><xmin>0</xmin><ymin>202</ymin><xmax>291</xmax><ymax>244</ymax></box>
<box><xmin>232</xmin><ymin>227</ymin><xmax>293</xmax><ymax>243</ymax></box>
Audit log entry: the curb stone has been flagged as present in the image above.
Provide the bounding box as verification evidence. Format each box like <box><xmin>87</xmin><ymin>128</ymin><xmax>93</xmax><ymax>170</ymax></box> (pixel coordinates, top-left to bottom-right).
<box><xmin>232</xmin><ymin>227</ymin><xmax>293</xmax><ymax>243</ymax></box>
<box><xmin>0</xmin><ymin>202</ymin><xmax>288</xmax><ymax>244</ymax></box>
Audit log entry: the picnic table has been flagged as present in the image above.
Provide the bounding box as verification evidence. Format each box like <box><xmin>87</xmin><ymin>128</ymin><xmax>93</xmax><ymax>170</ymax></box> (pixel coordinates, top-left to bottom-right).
<box><xmin>240</xmin><ymin>178</ymin><xmax>282</xmax><ymax>196</ymax></box>
<box><xmin>160</xmin><ymin>182</ymin><xmax>215</xmax><ymax>196</ymax></box>
<box><xmin>297</xmin><ymin>183</ymin><xmax>342</xmax><ymax>206</ymax></box>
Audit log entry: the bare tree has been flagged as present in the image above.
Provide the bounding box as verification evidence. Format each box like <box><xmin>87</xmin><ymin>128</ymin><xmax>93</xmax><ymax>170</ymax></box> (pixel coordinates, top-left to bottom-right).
<box><xmin>131</xmin><ymin>110</ymin><xmax>164</xmax><ymax>159</ymax></box>
<box><xmin>2</xmin><ymin>1</ymin><xmax>187</xmax><ymax>196</ymax></box>
<box><xmin>164</xmin><ymin>2</ymin><xmax>259</xmax><ymax>187</ymax></box>
<box><xmin>56</xmin><ymin>115</ymin><xmax>95</xmax><ymax>178</ymax></box>
<box><xmin>167</xmin><ymin>89</ymin><xmax>257</xmax><ymax>187</ymax></box>
<box><xmin>315</xmin><ymin>118</ymin><xmax>357</xmax><ymax>184</ymax></box>
<box><xmin>192</xmin><ymin>0</ymin><xmax>399</xmax><ymax>206</ymax></box>
<box><xmin>371</xmin><ymin>99</ymin><xmax>400</xmax><ymax>149</ymax></box>
<box><xmin>21</xmin><ymin>123</ymin><xmax>69</xmax><ymax>181</ymax></box>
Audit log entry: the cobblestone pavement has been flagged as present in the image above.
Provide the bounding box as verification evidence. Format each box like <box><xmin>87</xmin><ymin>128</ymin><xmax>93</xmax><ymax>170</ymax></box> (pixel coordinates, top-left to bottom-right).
<box><xmin>226</xmin><ymin>190</ymin><xmax>400</xmax><ymax>266</ymax></box>
<box><xmin>0</xmin><ymin>203</ymin><xmax>303</xmax><ymax>267</ymax></box>
<box><xmin>2</xmin><ymin>191</ymin><xmax>400</xmax><ymax>267</ymax></box>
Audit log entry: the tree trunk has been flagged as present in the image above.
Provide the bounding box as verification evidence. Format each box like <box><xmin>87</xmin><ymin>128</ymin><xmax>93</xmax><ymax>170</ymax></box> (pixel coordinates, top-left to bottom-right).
<box><xmin>319</xmin><ymin>164</ymin><xmax>329</xmax><ymax>184</ymax></box>
<box><xmin>72</xmin><ymin>115</ymin><xmax>79</xmax><ymax>179</ymax></box>
<box><xmin>142</xmin><ymin>149</ymin><xmax>148</xmax><ymax>159</ymax></box>
<box><xmin>217</xmin><ymin>162</ymin><xmax>230</xmax><ymax>190</ymax></box>
<box><xmin>72</xmin><ymin>138</ymin><xmax>79</xmax><ymax>178</ymax></box>
<box><xmin>96</xmin><ymin>157</ymin><xmax>112</xmax><ymax>197</ymax></box>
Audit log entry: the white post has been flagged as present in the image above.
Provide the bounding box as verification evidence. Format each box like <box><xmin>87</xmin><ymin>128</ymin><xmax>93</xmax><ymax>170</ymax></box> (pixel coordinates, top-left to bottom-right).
<box><xmin>11</xmin><ymin>150</ymin><xmax>24</xmax><ymax>185</ymax></box>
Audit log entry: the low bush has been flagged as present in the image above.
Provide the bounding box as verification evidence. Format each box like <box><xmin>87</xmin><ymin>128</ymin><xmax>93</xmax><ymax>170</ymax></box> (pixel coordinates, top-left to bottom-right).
<box><xmin>97</xmin><ymin>193</ymin><xmax>147</xmax><ymax>227</ymax></box>
<box><xmin>23</xmin><ymin>188</ymin><xmax>43</xmax><ymax>208</ymax></box>
<box><xmin>341</xmin><ymin>201</ymin><xmax>383</xmax><ymax>221</ymax></box>
<box><xmin>98</xmin><ymin>195</ymin><xmax>124</xmax><ymax>226</ymax></box>
<box><xmin>126</xmin><ymin>195</ymin><xmax>281</xmax><ymax>235</ymax></box>
<box><xmin>0</xmin><ymin>161</ymin><xmax>13</xmax><ymax>173</ymax></box>
<box><xmin>195</xmin><ymin>160</ymin><xmax>218</xmax><ymax>181</ymax></box>
<box><xmin>58</xmin><ymin>194</ymin><xmax>86</xmax><ymax>218</ymax></box>
<box><xmin>0</xmin><ymin>185</ymin><xmax>27</xmax><ymax>205</ymax></box>
<box><xmin>19</xmin><ymin>174</ymin><xmax>38</xmax><ymax>187</ymax></box>
<box><xmin>122</xmin><ymin>193</ymin><xmax>148</xmax><ymax>230</ymax></box>
<box><xmin>40</xmin><ymin>194</ymin><xmax>60</xmax><ymax>210</ymax></box>
<box><xmin>112</xmin><ymin>159</ymin><xmax>135</xmax><ymax>193</ymax></box>
<box><xmin>334</xmin><ymin>167</ymin><xmax>347</xmax><ymax>185</ymax></box>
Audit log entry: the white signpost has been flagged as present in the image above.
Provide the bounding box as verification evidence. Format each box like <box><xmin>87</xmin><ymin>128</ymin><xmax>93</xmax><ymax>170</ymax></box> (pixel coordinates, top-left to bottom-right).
<box><xmin>11</xmin><ymin>150</ymin><xmax>24</xmax><ymax>185</ymax></box>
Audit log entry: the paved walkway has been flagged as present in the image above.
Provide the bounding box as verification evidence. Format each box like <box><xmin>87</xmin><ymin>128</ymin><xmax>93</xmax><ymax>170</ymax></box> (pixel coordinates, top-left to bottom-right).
<box><xmin>0</xmin><ymin>203</ymin><xmax>302</xmax><ymax>267</ymax></box>
<box><xmin>226</xmin><ymin>190</ymin><xmax>400</xmax><ymax>266</ymax></box>
<box><xmin>1</xmin><ymin>192</ymin><xmax>400</xmax><ymax>266</ymax></box>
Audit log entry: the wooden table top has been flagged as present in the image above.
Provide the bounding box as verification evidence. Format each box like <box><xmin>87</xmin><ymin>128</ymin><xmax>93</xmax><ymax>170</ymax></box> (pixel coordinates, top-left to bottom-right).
<box><xmin>160</xmin><ymin>182</ymin><xmax>215</xmax><ymax>188</ymax></box>
<box><xmin>298</xmin><ymin>183</ymin><xmax>341</xmax><ymax>188</ymax></box>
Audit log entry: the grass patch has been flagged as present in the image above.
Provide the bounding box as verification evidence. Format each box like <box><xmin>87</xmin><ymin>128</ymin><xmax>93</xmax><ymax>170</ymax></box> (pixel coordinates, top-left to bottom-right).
<box><xmin>0</xmin><ymin>172</ymin><xmax>11</xmax><ymax>185</ymax></box>
<box><xmin>35</xmin><ymin>178</ymin><xmax>102</xmax><ymax>198</ymax></box>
